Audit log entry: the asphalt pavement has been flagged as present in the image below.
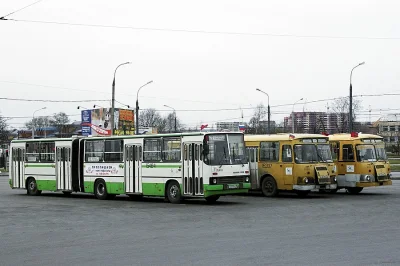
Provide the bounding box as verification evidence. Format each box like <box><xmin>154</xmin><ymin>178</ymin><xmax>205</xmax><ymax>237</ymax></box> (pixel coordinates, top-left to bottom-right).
<box><xmin>0</xmin><ymin>175</ymin><xmax>400</xmax><ymax>266</ymax></box>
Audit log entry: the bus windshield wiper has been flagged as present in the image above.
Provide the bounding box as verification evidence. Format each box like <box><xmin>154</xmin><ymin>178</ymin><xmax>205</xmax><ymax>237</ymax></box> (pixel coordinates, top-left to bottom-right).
<box><xmin>218</xmin><ymin>147</ymin><xmax>227</xmax><ymax>168</ymax></box>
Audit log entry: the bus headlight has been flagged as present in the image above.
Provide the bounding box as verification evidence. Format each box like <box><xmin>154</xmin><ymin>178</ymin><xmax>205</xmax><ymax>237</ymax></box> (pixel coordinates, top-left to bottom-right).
<box><xmin>334</xmin><ymin>176</ymin><xmax>337</xmax><ymax>182</ymax></box>
<box><xmin>304</xmin><ymin>177</ymin><xmax>309</xmax><ymax>184</ymax></box>
<box><xmin>360</xmin><ymin>175</ymin><xmax>372</xmax><ymax>182</ymax></box>
<box><xmin>245</xmin><ymin>177</ymin><xmax>249</xmax><ymax>182</ymax></box>
<box><xmin>212</xmin><ymin>178</ymin><xmax>217</xmax><ymax>184</ymax></box>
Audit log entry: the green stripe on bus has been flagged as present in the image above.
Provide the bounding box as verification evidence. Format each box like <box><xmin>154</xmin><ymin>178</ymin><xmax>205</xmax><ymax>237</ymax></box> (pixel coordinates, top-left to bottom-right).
<box><xmin>141</xmin><ymin>164</ymin><xmax>181</xmax><ymax>168</ymax></box>
<box><xmin>25</xmin><ymin>164</ymin><xmax>55</xmax><ymax>168</ymax></box>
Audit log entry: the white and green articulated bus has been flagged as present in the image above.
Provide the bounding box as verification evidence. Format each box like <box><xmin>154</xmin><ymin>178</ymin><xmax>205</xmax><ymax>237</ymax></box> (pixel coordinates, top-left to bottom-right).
<box><xmin>9</xmin><ymin>132</ymin><xmax>250</xmax><ymax>203</ymax></box>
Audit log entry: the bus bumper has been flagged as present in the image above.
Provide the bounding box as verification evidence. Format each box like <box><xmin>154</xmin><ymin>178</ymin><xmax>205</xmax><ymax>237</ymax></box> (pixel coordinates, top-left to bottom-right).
<box><xmin>316</xmin><ymin>184</ymin><xmax>337</xmax><ymax>190</ymax></box>
<box><xmin>203</xmin><ymin>183</ymin><xmax>250</xmax><ymax>197</ymax></box>
<box><xmin>356</xmin><ymin>180</ymin><xmax>392</xmax><ymax>187</ymax></box>
<box><xmin>293</xmin><ymin>185</ymin><xmax>315</xmax><ymax>191</ymax></box>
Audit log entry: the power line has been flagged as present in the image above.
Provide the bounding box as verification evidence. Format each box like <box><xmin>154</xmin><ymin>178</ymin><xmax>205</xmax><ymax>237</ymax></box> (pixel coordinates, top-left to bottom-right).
<box><xmin>0</xmin><ymin>97</ymin><xmax>109</xmax><ymax>103</ymax></box>
<box><xmin>2</xmin><ymin>18</ymin><xmax>400</xmax><ymax>40</ymax></box>
<box><xmin>0</xmin><ymin>80</ymin><xmax>245</xmax><ymax>106</ymax></box>
<box><xmin>0</xmin><ymin>0</ymin><xmax>44</xmax><ymax>19</ymax></box>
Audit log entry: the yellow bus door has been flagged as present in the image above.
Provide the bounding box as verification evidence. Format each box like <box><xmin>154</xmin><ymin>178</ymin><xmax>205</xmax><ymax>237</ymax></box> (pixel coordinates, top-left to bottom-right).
<box><xmin>246</xmin><ymin>147</ymin><xmax>259</xmax><ymax>190</ymax></box>
<box><xmin>281</xmin><ymin>144</ymin><xmax>294</xmax><ymax>185</ymax></box>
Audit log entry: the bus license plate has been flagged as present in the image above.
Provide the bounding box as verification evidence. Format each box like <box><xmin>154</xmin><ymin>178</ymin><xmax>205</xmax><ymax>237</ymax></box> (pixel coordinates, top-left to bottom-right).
<box><xmin>227</xmin><ymin>184</ymin><xmax>239</xmax><ymax>189</ymax></box>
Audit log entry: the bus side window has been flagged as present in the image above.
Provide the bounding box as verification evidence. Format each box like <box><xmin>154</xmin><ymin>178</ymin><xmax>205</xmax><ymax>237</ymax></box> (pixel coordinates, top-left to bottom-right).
<box><xmin>26</xmin><ymin>142</ymin><xmax>40</xmax><ymax>162</ymax></box>
<box><xmin>282</xmin><ymin>145</ymin><xmax>292</xmax><ymax>162</ymax></box>
<box><xmin>260</xmin><ymin>141</ymin><xmax>279</xmax><ymax>162</ymax></box>
<box><xmin>342</xmin><ymin>144</ymin><xmax>354</xmax><ymax>161</ymax></box>
<box><xmin>330</xmin><ymin>142</ymin><xmax>339</xmax><ymax>161</ymax></box>
<box><xmin>104</xmin><ymin>140</ymin><xmax>123</xmax><ymax>162</ymax></box>
<box><xmin>162</xmin><ymin>137</ymin><xmax>181</xmax><ymax>162</ymax></box>
<box><xmin>143</xmin><ymin>138</ymin><xmax>162</xmax><ymax>162</ymax></box>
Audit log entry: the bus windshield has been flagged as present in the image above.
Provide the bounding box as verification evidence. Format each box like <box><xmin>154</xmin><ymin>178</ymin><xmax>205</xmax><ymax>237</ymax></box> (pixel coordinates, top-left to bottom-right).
<box><xmin>356</xmin><ymin>144</ymin><xmax>377</xmax><ymax>162</ymax></box>
<box><xmin>294</xmin><ymin>144</ymin><xmax>319</xmax><ymax>164</ymax></box>
<box><xmin>203</xmin><ymin>134</ymin><xmax>247</xmax><ymax>165</ymax></box>
<box><xmin>316</xmin><ymin>144</ymin><xmax>333</xmax><ymax>162</ymax></box>
<box><xmin>375</xmin><ymin>145</ymin><xmax>387</xmax><ymax>161</ymax></box>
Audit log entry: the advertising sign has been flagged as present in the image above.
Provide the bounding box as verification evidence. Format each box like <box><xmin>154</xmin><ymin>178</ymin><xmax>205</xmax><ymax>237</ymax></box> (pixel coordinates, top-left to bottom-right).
<box><xmin>81</xmin><ymin>108</ymin><xmax>135</xmax><ymax>136</ymax></box>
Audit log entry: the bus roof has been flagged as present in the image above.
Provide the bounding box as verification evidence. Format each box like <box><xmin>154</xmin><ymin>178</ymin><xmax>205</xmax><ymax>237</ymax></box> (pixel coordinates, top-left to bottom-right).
<box><xmin>244</xmin><ymin>133</ymin><xmax>328</xmax><ymax>142</ymax></box>
<box><xmin>328</xmin><ymin>133</ymin><xmax>383</xmax><ymax>141</ymax></box>
<box><xmin>12</xmin><ymin>137</ymin><xmax>74</xmax><ymax>143</ymax></box>
<box><xmin>11</xmin><ymin>131</ymin><xmax>243</xmax><ymax>143</ymax></box>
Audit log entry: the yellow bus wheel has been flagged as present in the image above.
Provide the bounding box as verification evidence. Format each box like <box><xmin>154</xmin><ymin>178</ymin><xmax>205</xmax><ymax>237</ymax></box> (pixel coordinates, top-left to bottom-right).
<box><xmin>261</xmin><ymin>176</ymin><xmax>278</xmax><ymax>197</ymax></box>
<box><xmin>346</xmin><ymin>187</ymin><xmax>363</xmax><ymax>195</ymax></box>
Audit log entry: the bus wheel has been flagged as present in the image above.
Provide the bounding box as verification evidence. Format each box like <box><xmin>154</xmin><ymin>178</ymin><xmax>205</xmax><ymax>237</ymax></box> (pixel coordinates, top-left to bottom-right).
<box><xmin>26</xmin><ymin>178</ymin><xmax>42</xmax><ymax>196</ymax></box>
<box><xmin>95</xmin><ymin>180</ymin><xmax>109</xmax><ymax>200</ymax></box>
<box><xmin>205</xmin><ymin>195</ymin><xmax>220</xmax><ymax>203</ymax></box>
<box><xmin>296</xmin><ymin>190</ymin><xmax>309</xmax><ymax>197</ymax></box>
<box><xmin>346</xmin><ymin>187</ymin><xmax>363</xmax><ymax>194</ymax></box>
<box><xmin>261</xmin><ymin>176</ymin><xmax>278</xmax><ymax>197</ymax></box>
<box><xmin>167</xmin><ymin>181</ymin><xmax>182</xmax><ymax>204</ymax></box>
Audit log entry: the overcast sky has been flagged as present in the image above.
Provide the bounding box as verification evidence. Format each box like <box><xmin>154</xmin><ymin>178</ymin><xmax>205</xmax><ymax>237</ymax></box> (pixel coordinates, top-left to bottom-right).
<box><xmin>1</xmin><ymin>0</ymin><xmax>400</xmax><ymax>129</ymax></box>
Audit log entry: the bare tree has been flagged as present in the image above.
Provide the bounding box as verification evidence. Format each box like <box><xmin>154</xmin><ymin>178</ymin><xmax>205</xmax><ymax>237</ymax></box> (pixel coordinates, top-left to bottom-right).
<box><xmin>330</xmin><ymin>97</ymin><xmax>362</xmax><ymax>133</ymax></box>
<box><xmin>139</xmin><ymin>108</ymin><xmax>174</xmax><ymax>133</ymax></box>
<box><xmin>0</xmin><ymin>114</ymin><xmax>9</xmax><ymax>144</ymax></box>
<box><xmin>25</xmin><ymin>116</ymin><xmax>51</xmax><ymax>130</ymax></box>
<box><xmin>49</xmin><ymin>112</ymin><xmax>70</xmax><ymax>137</ymax></box>
<box><xmin>248</xmin><ymin>104</ymin><xmax>267</xmax><ymax>134</ymax></box>
<box><xmin>139</xmin><ymin>109</ymin><xmax>163</xmax><ymax>127</ymax></box>
<box><xmin>164</xmin><ymin>112</ymin><xmax>183</xmax><ymax>133</ymax></box>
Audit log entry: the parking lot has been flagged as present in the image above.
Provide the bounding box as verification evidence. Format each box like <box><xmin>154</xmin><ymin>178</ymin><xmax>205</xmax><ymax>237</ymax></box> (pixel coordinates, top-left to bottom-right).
<box><xmin>0</xmin><ymin>175</ymin><xmax>399</xmax><ymax>266</ymax></box>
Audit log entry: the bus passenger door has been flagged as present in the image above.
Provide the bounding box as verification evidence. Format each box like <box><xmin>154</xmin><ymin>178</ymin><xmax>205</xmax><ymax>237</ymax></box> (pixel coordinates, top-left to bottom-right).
<box><xmin>246</xmin><ymin>147</ymin><xmax>259</xmax><ymax>190</ymax></box>
<box><xmin>56</xmin><ymin>147</ymin><xmax>72</xmax><ymax>191</ymax></box>
<box><xmin>183</xmin><ymin>143</ymin><xmax>204</xmax><ymax>196</ymax></box>
<box><xmin>11</xmin><ymin>148</ymin><xmax>25</xmax><ymax>188</ymax></box>
<box><xmin>281</xmin><ymin>145</ymin><xmax>294</xmax><ymax>185</ymax></box>
<box><xmin>125</xmin><ymin>145</ymin><xmax>142</xmax><ymax>193</ymax></box>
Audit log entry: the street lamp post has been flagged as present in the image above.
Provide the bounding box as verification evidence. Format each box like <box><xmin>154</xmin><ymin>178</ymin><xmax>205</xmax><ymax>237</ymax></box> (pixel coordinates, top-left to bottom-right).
<box><xmin>164</xmin><ymin>105</ymin><xmax>177</xmax><ymax>133</ymax></box>
<box><xmin>136</xmin><ymin>80</ymin><xmax>154</xmax><ymax>135</ymax></box>
<box><xmin>111</xmin><ymin>62</ymin><xmax>131</xmax><ymax>135</ymax></box>
<box><xmin>256</xmin><ymin>88</ymin><xmax>270</xmax><ymax>134</ymax></box>
<box><xmin>349</xmin><ymin>61</ymin><xmax>365</xmax><ymax>132</ymax></box>
<box><xmin>32</xmin><ymin>107</ymin><xmax>46</xmax><ymax>139</ymax></box>
<box><xmin>292</xmin><ymin>98</ymin><xmax>303</xmax><ymax>133</ymax></box>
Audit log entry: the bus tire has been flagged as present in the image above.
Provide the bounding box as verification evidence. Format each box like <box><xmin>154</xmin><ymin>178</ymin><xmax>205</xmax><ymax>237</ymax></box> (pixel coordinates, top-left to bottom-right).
<box><xmin>261</xmin><ymin>176</ymin><xmax>278</xmax><ymax>197</ymax></box>
<box><xmin>205</xmin><ymin>195</ymin><xmax>220</xmax><ymax>203</ymax></box>
<box><xmin>26</xmin><ymin>177</ymin><xmax>42</xmax><ymax>196</ymax></box>
<box><xmin>166</xmin><ymin>181</ymin><xmax>182</xmax><ymax>204</ymax></box>
<box><xmin>94</xmin><ymin>179</ymin><xmax>109</xmax><ymax>200</ymax></box>
<box><xmin>346</xmin><ymin>187</ymin><xmax>363</xmax><ymax>194</ymax></box>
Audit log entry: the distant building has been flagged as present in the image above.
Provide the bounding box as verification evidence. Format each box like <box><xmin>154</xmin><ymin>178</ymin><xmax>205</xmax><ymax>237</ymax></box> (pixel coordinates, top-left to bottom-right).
<box><xmin>284</xmin><ymin>112</ymin><xmax>349</xmax><ymax>134</ymax></box>
<box><xmin>373</xmin><ymin>115</ymin><xmax>400</xmax><ymax>143</ymax></box>
<box><xmin>216</xmin><ymin>122</ymin><xmax>242</xmax><ymax>132</ymax></box>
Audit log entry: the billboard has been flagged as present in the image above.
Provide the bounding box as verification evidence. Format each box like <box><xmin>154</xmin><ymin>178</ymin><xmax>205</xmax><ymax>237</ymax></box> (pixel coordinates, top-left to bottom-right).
<box><xmin>81</xmin><ymin>108</ymin><xmax>135</xmax><ymax>136</ymax></box>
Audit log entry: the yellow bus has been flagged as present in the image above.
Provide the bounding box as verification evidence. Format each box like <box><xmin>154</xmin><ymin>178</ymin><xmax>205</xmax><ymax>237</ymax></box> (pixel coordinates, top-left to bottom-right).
<box><xmin>329</xmin><ymin>133</ymin><xmax>392</xmax><ymax>194</ymax></box>
<box><xmin>244</xmin><ymin>134</ymin><xmax>337</xmax><ymax>197</ymax></box>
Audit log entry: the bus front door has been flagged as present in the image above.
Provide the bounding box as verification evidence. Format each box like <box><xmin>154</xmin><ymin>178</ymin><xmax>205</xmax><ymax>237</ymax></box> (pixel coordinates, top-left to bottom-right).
<box><xmin>125</xmin><ymin>145</ymin><xmax>142</xmax><ymax>194</ymax></box>
<box><xmin>183</xmin><ymin>143</ymin><xmax>204</xmax><ymax>196</ymax></box>
<box><xmin>56</xmin><ymin>147</ymin><xmax>72</xmax><ymax>191</ymax></box>
<box><xmin>246</xmin><ymin>147</ymin><xmax>259</xmax><ymax>190</ymax></box>
<box><xmin>11</xmin><ymin>148</ymin><xmax>25</xmax><ymax>188</ymax></box>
